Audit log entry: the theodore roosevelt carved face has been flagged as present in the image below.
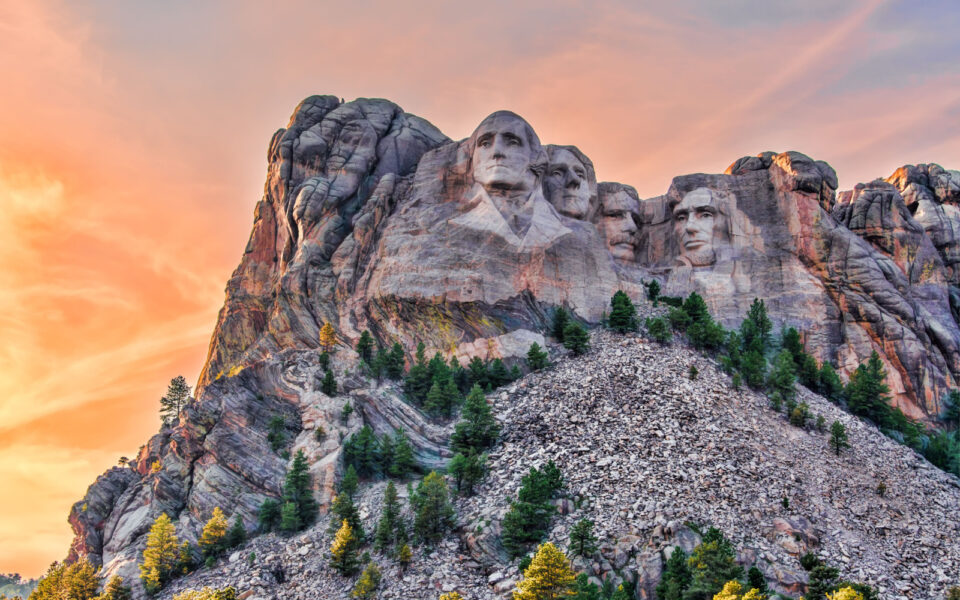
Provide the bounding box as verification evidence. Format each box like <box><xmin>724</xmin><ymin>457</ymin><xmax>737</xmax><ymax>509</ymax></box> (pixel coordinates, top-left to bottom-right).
<box><xmin>671</xmin><ymin>187</ymin><xmax>728</xmax><ymax>267</ymax></box>
<box><xmin>596</xmin><ymin>186</ymin><xmax>640</xmax><ymax>261</ymax></box>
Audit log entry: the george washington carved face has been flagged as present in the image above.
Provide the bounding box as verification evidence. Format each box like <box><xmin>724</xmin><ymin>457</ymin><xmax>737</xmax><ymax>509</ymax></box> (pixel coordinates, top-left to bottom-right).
<box><xmin>671</xmin><ymin>187</ymin><xmax>729</xmax><ymax>267</ymax></box>
<box><xmin>471</xmin><ymin>112</ymin><xmax>541</xmax><ymax>193</ymax></box>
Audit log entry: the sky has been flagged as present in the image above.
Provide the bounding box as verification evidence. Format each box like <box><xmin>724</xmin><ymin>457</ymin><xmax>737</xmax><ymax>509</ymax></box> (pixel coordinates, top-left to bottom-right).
<box><xmin>1</xmin><ymin>0</ymin><xmax>959</xmax><ymax>578</ymax></box>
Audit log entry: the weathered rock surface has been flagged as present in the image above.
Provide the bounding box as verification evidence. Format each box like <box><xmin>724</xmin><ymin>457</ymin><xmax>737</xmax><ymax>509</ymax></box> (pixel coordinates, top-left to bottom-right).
<box><xmin>65</xmin><ymin>95</ymin><xmax>960</xmax><ymax>598</ymax></box>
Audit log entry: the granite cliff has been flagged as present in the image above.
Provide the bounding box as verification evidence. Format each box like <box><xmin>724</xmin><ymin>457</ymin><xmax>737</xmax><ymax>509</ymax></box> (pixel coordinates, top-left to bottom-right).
<box><xmin>65</xmin><ymin>96</ymin><xmax>960</xmax><ymax>598</ymax></box>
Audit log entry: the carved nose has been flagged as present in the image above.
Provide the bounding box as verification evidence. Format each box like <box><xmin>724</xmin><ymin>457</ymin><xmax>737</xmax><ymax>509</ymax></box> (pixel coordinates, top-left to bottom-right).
<box><xmin>566</xmin><ymin>175</ymin><xmax>580</xmax><ymax>189</ymax></box>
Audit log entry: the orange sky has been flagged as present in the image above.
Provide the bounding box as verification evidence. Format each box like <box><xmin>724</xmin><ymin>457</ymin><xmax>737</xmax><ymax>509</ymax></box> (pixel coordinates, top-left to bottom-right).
<box><xmin>2</xmin><ymin>0</ymin><xmax>959</xmax><ymax>578</ymax></box>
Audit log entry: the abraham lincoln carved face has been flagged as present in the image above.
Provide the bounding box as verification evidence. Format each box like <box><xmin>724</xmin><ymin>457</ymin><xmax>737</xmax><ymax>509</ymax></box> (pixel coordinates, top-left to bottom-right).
<box><xmin>671</xmin><ymin>187</ymin><xmax>729</xmax><ymax>267</ymax></box>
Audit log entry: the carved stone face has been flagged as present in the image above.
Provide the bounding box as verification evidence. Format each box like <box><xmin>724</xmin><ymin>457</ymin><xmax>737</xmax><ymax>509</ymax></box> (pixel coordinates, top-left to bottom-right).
<box><xmin>472</xmin><ymin>114</ymin><xmax>537</xmax><ymax>193</ymax></box>
<box><xmin>598</xmin><ymin>189</ymin><xmax>640</xmax><ymax>261</ymax></box>
<box><xmin>673</xmin><ymin>187</ymin><xmax>725</xmax><ymax>267</ymax></box>
<box><xmin>545</xmin><ymin>148</ymin><xmax>591</xmax><ymax>219</ymax></box>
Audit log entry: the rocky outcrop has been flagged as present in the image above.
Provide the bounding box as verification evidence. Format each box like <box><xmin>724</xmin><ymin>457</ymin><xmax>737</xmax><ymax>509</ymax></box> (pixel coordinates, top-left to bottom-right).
<box><xmin>65</xmin><ymin>95</ymin><xmax>960</xmax><ymax>597</ymax></box>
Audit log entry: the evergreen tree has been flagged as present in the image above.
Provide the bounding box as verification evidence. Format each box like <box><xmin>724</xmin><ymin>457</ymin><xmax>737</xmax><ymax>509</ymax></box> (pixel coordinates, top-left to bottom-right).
<box><xmin>411</xmin><ymin>471</ymin><xmax>455</xmax><ymax>545</ymax></box>
<box><xmin>468</xmin><ymin>356</ymin><xmax>489</xmax><ymax>390</ymax></box>
<box><xmin>318</xmin><ymin>351</ymin><xmax>330</xmax><ymax>371</ymax></box>
<box><xmin>404</xmin><ymin>343</ymin><xmax>432</xmax><ymax>405</ymax></box>
<box><xmin>683</xmin><ymin>534</ymin><xmax>744</xmax><ymax>600</ymax></box>
<box><xmin>551</xmin><ymin>307</ymin><xmax>570</xmax><ymax>342</ymax></box>
<box><xmin>510</xmin><ymin>364</ymin><xmax>523</xmax><ymax>380</ymax></box>
<box><xmin>425</xmin><ymin>375</ymin><xmax>460</xmax><ymax>418</ymax></box>
<box><xmin>563</xmin><ymin>323</ymin><xmax>590</xmax><ymax>356</ymax></box>
<box><xmin>448</xmin><ymin>450</ymin><xmax>488</xmax><ymax>495</ymax></box>
<box><xmin>656</xmin><ymin>547</ymin><xmax>691</xmax><ymax>600</ymax></box>
<box><xmin>568</xmin><ymin>518</ymin><xmax>597</xmax><ymax>557</ymax></box>
<box><xmin>942</xmin><ymin>389</ymin><xmax>960</xmax><ymax>431</ymax></box>
<box><xmin>450</xmin><ymin>385</ymin><xmax>500</xmax><ymax>453</ymax></box>
<box><xmin>830</xmin><ymin>421</ymin><xmax>850</xmax><ymax>456</ymax></box>
<box><xmin>647</xmin><ymin>279</ymin><xmax>661</xmax><ymax>303</ymax></box>
<box><xmin>30</xmin><ymin>559</ymin><xmax>101</xmax><ymax>600</ymax></box>
<box><xmin>374</xmin><ymin>481</ymin><xmax>407</xmax><ymax>553</ymax></box>
<box><xmin>198</xmin><ymin>507</ymin><xmax>229</xmax><ymax>557</ymax></box>
<box><xmin>341</xmin><ymin>401</ymin><xmax>354</xmax><ymax>424</ymax></box>
<box><xmin>719</xmin><ymin>331</ymin><xmax>742</xmax><ymax>373</ymax></box>
<box><xmin>282</xmin><ymin>450</ymin><xmax>317</xmax><ymax>529</ymax></box>
<box><xmin>351</xmin><ymin>561</ymin><xmax>381</xmax><ymax>599</ymax></box>
<box><xmin>329</xmin><ymin>520</ymin><xmax>360</xmax><ymax>576</ymax></box>
<box><xmin>160</xmin><ymin>375</ymin><xmax>191</xmax><ymax>427</ymax></box>
<box><xmin>682</xmin><ymin>292</ymin><xmax>710</xmax><ymax>325</ymax></box>
<box><xmin>741</xmin><ymin>298</ymin><xmax>772</xmax><ymax>353</ymax></box>
<box><xmin>512</xmin><ymin>542</ymin><xmax>577</xmax><ymax>600</ymax></box>
<box><xmin>746</xmin><ymin>566</ymin><xmax>767</xmax><ymax>593</ymax></box>
<box><xmin>797</xmin><ymin>353</ymin><xmax>821</xmax><ymax>392</ymax></box>
<box><xmin>668</xmin><ymin>307</ymin><xmax>692</xmax><ymax>332</ymax></box>
<box><xmin>340</xmin><ymin>465</ymin><xmax>359</xmax><ymax>498</ymax></box>
<box><xmin>279</xmin><ymin>501</ymin><xmax>301</xmax><ymax>533</ymax></box>
<box><xmin>319</xmin><ymin>322</ymin><xmax>337</xmax><ymax>352</ymax></box>
<box><xmin>740</xmin><ymin>349</ymin><xmax>767</xmax><ymax>389</ymax></box>
<box><xmin>450</xmin><ymin>356</ymin><xmax>472</xmax><ymax>394</ymax></box>
<box><xmin>645</xmin><ymin>317</ymin><xmax>672</xmax><ymax>344</ymax></box>
<box><xmin>100</xmin><ymin>576</ymin><xmax>133</xmax><ymax>600</ymax></box>
<box><xmin>356</xmin><ymin>330</ymin><xmax>375</xmax><ymax>364</ymax></box>
<box><xmin>139</xmin><ymin>513</ymin><xmax>180</xmax><ymax>594</ymax></box>
<box><xmin>827</xmin><ymin>589</ymin><xmax>865</xmax><ymax>600</ymax></box>
<box><xmin>489</xmin><ymin>359</ymin><xmax>511</xmax><ymax>388</ymax></box>
<box><xmin>389</xmin><ymin>428</ymin><xmax>418</xmax><ymax>478</ymax></box>
<box><xmin>225</xmin><ymin>515</ymin><xmax>245</xmax><ymax>550</ymax></box>
<box><xmin>257</xmin><ymin>499</ymin><xmax>281</xmax><ymax>532</ymax></box>
<box><xmin>806</xmin><ymin>562</ymin><xmax>841</xmax><ymax>600</ymax></box>
<box><xmin>321</xmin><ymin>370</ymin><xmax>337</xmax><ymax>396</ymax></box>
<box><xmin>845</xmin><ymin>352</ymin><xmax>892</xmax><ymax>426</ymax></box>
<box><xmin>329</xmin><ymin>493</ymin><xmax>365</xmax><ymax>542</ymax></box>
<box><xmin>344</xmin><ymin>425</ymin><xmax>381</xmax><ymax>477</ymax></box>
<box><xmin>371</xmin><ymin>347</ymin><xmax>388</xmax><ymax>381</ymax></box>
<box><xmin>767</xmin><ymin>350</ymin><xmax>797</xmax><ymax>402</ymax></box>
<box><xmin>608</xmin><ymin>291</ymin><xmax>638</xmax><ymax>333</ymax></box>
<box><xmin>571</xmin><ymin>573</ymin><xmax>603</xmax><ymax>600</ymax></box>
<box><xmin>398</xmin><ymin>544</ymin><xmax>412</xmax><ymax>571</ymax></box>
<box><xmin>267</xmin><ymin>416</ymin><xmax>286</xmax><ymax>452</ymax></box>
<box><xmin>427</xmin><ymin>352</ymin><xmax>451</xmax><ymax>382</ymax></box>
<box><xmin>387</xmin><ymin>343</ymin><xmax>406</xmax><ymax>379</ymax></box>
<box><xmin>819</xmin><ymin>362</ymin><xmax>844</xmax><ymax>402</ymax></box>
<box><xmin>501</xmin><ymin>464</ymin><xmax>564</xmax><ymax>558</ymax></box>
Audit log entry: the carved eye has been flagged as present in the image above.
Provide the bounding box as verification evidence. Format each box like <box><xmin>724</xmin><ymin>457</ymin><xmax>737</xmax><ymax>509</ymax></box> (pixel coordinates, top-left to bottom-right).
<box><xmin>478</xmin><ymin>139</ymin><xmax>491</xmax><ymax>148</ymax></box>
<box><xmin>553</xmin><ymin>170</ymin><xmax>564</xmax><ymax>177</ymax></box>
<box><xmin>575</xmin><ymin>169</ymin><xmax>585</xmax><ymax>178</ymax></box>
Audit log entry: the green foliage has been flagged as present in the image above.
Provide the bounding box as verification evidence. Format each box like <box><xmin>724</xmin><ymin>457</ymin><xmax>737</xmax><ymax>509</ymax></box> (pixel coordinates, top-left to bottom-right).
<box><xmin>647</xmin><ymin>279</ymin><xmax>661</xmax><ymax>302</ymax></box>
<box><xmin>389</xmin><ymin>428</ymin><xmax>418</xmax><ymax>479</ymax></box>
<box><xmin>386</xmin><ymin>343</ymin><xmax>406</xmax><ymax>379</ymax></box>
<box><xmin>741</xmin><ymin>298</ymin><xmax>772</xmax><ymax>353</ymax></box>
<box><xmin>279</xmin><ymin>450</ymin><xmax>317</xmax><ymax>532</ymax></box>
<box><xmin>845</xmin><ymin>352</ymin><xmax>892</xmax><ymax>426</ymax></box>
<box><xmin>551</xmin><ymin>307</ymin><xmax>570</xmax><ymax>342</ymax></box>
<box><xmin>568</xmin><ymin>518</ymin><xmax>597</xmax><ymax>557</ymax></box>
<box><xmin>100</xmin><ymin>576</ymin><xmax>133</xmax><ymax>600</ymax></box>
<box><xmin>943</xmin><ymin>390</ymin><xmax>960</xmax><ymax>431</ymax></box>
<box><xmin>740</xmin><ymin>350</ymin><xmax>767</xmax><ymax>389</ymax></box>
<box><xmin>571</xmin><ymin>573</ymin><xmax>603</xmax><ymax>600</ymax></box>
<box><xmin>683</xmin><ymin>529</ymin><xmax>744</xmax><ymax>600</ymax></box>
<box><xmin>767</xmin><ymin>350</ymin><xmax>797</xmax><ymax>403</ymax></box>
<box><xmin>398</xmin><ymin>544</ymin><xmax>412</xmax><ymax>570</ymax></box>
<box><xmin>351</xmin><ymin>562</ymin><xmax>382</xmax><ymax>599</ymax></box>
<box><xmin>29</xmin><ymin>559</ymin><xmax>99</xmax><ymax>600</ymax></box>
<box><xmin>667</xmin><ymin>307</ymin><xmax>692</xmax><ymax>332</ymax></box>
<box><xmin>527</xmin><ymin>342</ymin><xmax>550</xmax><ymax>371</ymax></box>
<box><xmin>501</xmin><ymin>462</ymin><xmax>564</xmax><ymax>558</ymax></box>
<box><xmin>225</xmin><ymin>516</ymin><xmax>245</xmax><ymax>550</ymax></box>
<box><xmin>807</xmin><ymin>564</ymin><xmax>840</xmax><ymax>600</ymax></box>
<box><xmin>374</xmin><ymin>481</ymin><xmax>407</xmax><ymax>554</ymax></box>
<box><xmin>404</xmin><ymin>343</ymin><xmax>432</xmax><ymax>405</ymax></box>
<box><xmin>645</xmin><ymin>317</ymin><xmax>672</xmax><ymax>344</ymax></box>
<box><xmin>656</xmin><ymin>547</ymin><xmax>691</xmax><ymax>600</ymax></box>
<box><xmin>356</xmin><ymin>330</ymin><xmax>374</xmax><ymax>364</ymax></box>
<box><xmin>563</xmin><ymin>322</ymin><xmax>590</xmax><ymax>356</ymax></box>
<box><xmin>450</xmin><ymin>385</ymin><xmax>500</xmax><ymax>454</ymax></box>
<box><xmin>329</xmin><ymin>492</ymin><xmax>365</xmax><ymax>542</ymax></box>
<box><xmin>448</xmin><ymin>450</ymin><xmax>488</xmax><ymax>496</ymax></box>
<box><xmin>340</xmin><ymin>464</ymin><xmax>359</xmax><ymax>498</ymax></box>
<box><xmin>318</xmin><ymin>351</ymin><xmax>330</xmax><ymax>371</ymax></box>
<box><xmin>488</xmin><ymin>359</ymin><xmax>511</xmax><ymax>388</ymax></box>
<box><xmin>171</xmin><ymin>588</ymin><xmax>237</xmax><ymax>600</ymax></box>
<box><xmin>468</xmin><ymin>356</ymin><xmax>489</xmax><ymax>391</ymax></box>
<box><xmin>344</xmin><ymin>425</ymin><xmax>381</xmax><ymax>477</ymax></box>
<box><xmin>267</xmin><ymin>416</ymin><xmax>286</xmax><ymax>452</ymax></box>
<box><xmin>329</xmin><ymin>520</ymin><xmax>360</xmax><ymax>576</ymax></box>
<box><xmin>321</xmin><ymin>369</ymin><xmax>337</xmax><ymax>396</ymax></box>
<box><xmin>425</xmin><ymin>374</ymin><xmax>460</xmax><ymax>418</ymax></box>
<box><xmin>198</xmin><ymin>507</ymin><xmax>229</xmax><ymax>558</ymax></box>
<box><xmin>746</xmin><ymin>566</ymin><xmax>767</xmax><ymax>593</ymax></box>
<box><xmin>160</xmin><ymin>375</ymin><xmax>191</xmax><ymax>427</ymax></box>
<box><xmin>608</xmin><ymin>290</ymin><xmax>639</xmax><ymax>333</ymax></box>
<box><xmin>411</xmin><ymin>471</ymin><xmax>455</xmax><ymax>545</ymax></box>
<box><xmin>660</xmin><ymin>295</ymin><xmax>684</xmax><ymax>308</ymax></box>
<box><xmin>511</xmin><ymin>364</ymin><xmax>523</xmax><ymax>380</ymax></box>
<box><xmin>257</xmin><ymin>499</ymin><xmax>280</xmax><ymax>532</ymax></box>
<box><xmin>819</xmin><ymin>362</ymin><xmax>844</xmax><ymax>402</ymax></box>
<box><xmin>789</xmin><ymin>402</ymin><xmax>810</xmax><ymax>428</ymax></box>
<box><xmin>830</xmin><ymin>421</ymin><xmax>850</xmax><ymax>456</ymax></box>
<box><xmin>279</xmin><ymin>501</ymin><xmax>301</xmax><ymax>533</ymax></box>
<box><xmin>688</xmin><ymin>365</ymin><xmax>698</xmax><ymax>380</ymax></box>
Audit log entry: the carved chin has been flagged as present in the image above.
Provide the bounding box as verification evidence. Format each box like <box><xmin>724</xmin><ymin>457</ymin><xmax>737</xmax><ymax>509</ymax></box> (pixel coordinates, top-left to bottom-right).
<box><xmin>681</xmin><ymin>248</ymin><xmax>715</xmax><ymax>267</ymax></box>
<box><xmin>610</xmin><ymin>245</ymin><xmax>636</xmax><ymax>261</ymax></box>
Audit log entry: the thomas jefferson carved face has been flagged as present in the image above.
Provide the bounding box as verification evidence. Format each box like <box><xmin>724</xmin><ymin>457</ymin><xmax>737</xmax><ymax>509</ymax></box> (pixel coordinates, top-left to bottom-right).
<box><xmin>672</xmin><ymin>187</ymin><xmax>726</xmax><ymax>267</ymax></box>
<box><xmin>597</xmin><ymin>188</ymin><xmax>640</xmax><ymax>261</ymax></box>
<box><xmin>471</xmin><ymin>113</ymin><xmax>539</xmax><ymax>193</ymax></box>
<box><xmin>545</xmin><ymin>148</ymin><xmax>592</xmax><ymax>219</ymax></box>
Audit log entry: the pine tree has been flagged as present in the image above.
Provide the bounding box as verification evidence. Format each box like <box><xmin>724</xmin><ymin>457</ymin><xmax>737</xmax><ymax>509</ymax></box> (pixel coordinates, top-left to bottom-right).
<box><xmin>562</xmin><ymin>323</ymin><xmax>590</xmax><ymax>356</ymax></box>
<box><xmin>398</xmin><ymin>544</ymin><xmax>413</xmax><ymax>571</ymax></box>
<box><xmin>846</xmin><ymin>351</ymin><xmax>892</xmax><ymax>426</ymax></box>
<box><xmin>819</xmin><ymin>362</ymin><xmax>844</xmax><ymax>401</ymax></box>
<box><xmin>257</xmin><ymin>499</ymin><xmax>281</xmax><ymax>532</ymax></box>
<box><xmin>225</xmin><ymin>515</ymin><xmax>245</xmax><ymax>549</ymax></box>
<box><xmin>411</xmin><ymin>471</ymin><xmax>455</xmax><ymax>545</ymax></box>
<box><xmin>943</xmin><ymin>389</ymin><xmax>960</xmax><ymax>431</ymax></box>
<box><xmin>100</xmin><ymin>575</ymin><xmax>133</xmax><ymax>600</ymax></box>
<box><xmin>807</xmin><ymin>562</ymin><xmax>841</xmax><ymax>600</ymax></box>
<box><xmin>645</xmin><ymin>317</ymin><xmax>672</xmax><ymax>344</ymax></box>
<box><xmin>279</xmin><ymin>501</ymin><xmax>301</xmax><ymax>533</ymax></box>
<box><xmin>351</xmin><ymin>561</ymin><xmax>382</xmax><ymax>599</ymax></box>
<box><xmin>551</xmin><ymin>307</ymin><xmax>570</xmax><ymax>342</ymax></box>
<box><xmin>329</xmin><ymin>520</ymin><xmax>360</xmax><ymax>576</ymax></box>
<box><xmin>198</xmin><ymin>507</ymin><xmax>229</xmax><ymax>557</ymax></box>
<box><xmin>448</xmin><ymin>450</ymin><xmax>488</xmax><ymax>495</ymax></box>
<box><xmin>826</xmin><ymin>589</ymin><xmax>865</xmax><ymax>600</ymax></box>
<box><xmin>608</xmin><ymin>291</ymin><xmax>638</xmax><ymax>333</ymax></box>
<box><xmin>767</xmin><ymin>350</ymin><xmax>797</xmax><ymax>402</ymax></box>
<box><xmin>319</xmin><ymin>322</ymin><xmax>337</xmax><ymax>352</ymax></box>
<box><xmin>340</xmin><ymin>464</ymin><xmax>359</xmax><ymax>498</ymax></box>
<box><xmin>712</xmin><ymin>580</ymin><xmax>765</xmax><ymax>600</ymax></box>
<box><xmin>647</xmin><ymin>279</ymin><xmax>661</xmax><ymax>302</ymax></box>
<box><xmin>390</xmin><ymin>428</ymin><xmax>418</xmax><ymax>478</ymax></box>
<box><xmin>282</xmin><ymin>450</ymin><xmax>317</xmax><ymax>529</ymax></box>
<box><xmin>682</xmin><ymin>292</ymin><xmax>710</xmax><ymax>326</ymax></box>
<box><xmin>797</xmin><ymin>353</ymin><xmax>820</xmax><ymax>392</ymax></box>
<box><xmin>31</xmin><ymin>558</ymin><xmax>102</xmax><ymax>600</ymax></box>
<box><xmin>683</xmin><ymin>534</ymin><xmax>744</xmax><ymax>600</ymax></box>
<box><xmin>742</xmin><ymin>298</ymin><xmax>772</xmax><ymax>353</ymax></box>
<box><xmin>329</xmin><ymin>493</ymin><xmax>365</xmax><ymax>542</ymax></box>
<box><xmin>319</xmin><ymin>351</ymin><xmax>330</xmax><ymax>370</ymax></box>
<box><xmin>830</xmin><ymin>421</ymin><xmax>850</xmax><ymax>456</ymax></box>
<box><xmin>746</xmin><ymin>566</ymin><xmax>767</xmax><ymax>593</ymax></box>
<box><xmin>139</xmin><ymin>513</ymin><xmax>180</xmax><ymax>594</ymax></box>
<box><xmin>740</xmin><ymin>349</ymin><xmax>767</xmax><ymax>389</ymax></box>
<box><xmin>656</xmin><ymin>547</ymin><xmax>691</xmax><ymax>600</ymax></box>
<box><xmin>512</xmin><ymin>542</ymin><xmax>578</xmax><ymax>600</ymax></box>
<box><xmin>527</xmin><ymin>343</ymin><xmax>549</xmax><ymax>370</ymax></box>
<box><xmin>374</xmin><ymin>481</ymin><xmax>407</xmax><ymax>553</ymax></box>
<box><xmin>267</xmin><ymin>416</ymin><xmax>286</xmax><ymax>452</ymax></box>
<box><xmin>356</xmin><ymin>330</ymin><xmax>374</xmax><ymax>364</ymax></box>
<box><xmin>321</xmin><ymin>370</ymin><xmax>337</xmax><ymax>396</ymax></box>
<box><xmin>344</xmin><ymin>425</ymin><xmax>381</xmax><ymax>477</ymax></box>
<box><xmin>387</xmin><ymin>342</ymin><xmax>406</xmax><ymax>379</ymax></box>
<box><xmin>501</xmin><ymin>464</ymin><xmax>564</xmax><ymax>558</ymax></box>
<box><xmin>450</xmin><ymin>385</ymin><xmax>500</xmax><ymax>454</ymax></box>
<box><xmin>489</xmin><ymin>359</ymin><xmax>511</xmax><ymax>388</ymax></box>
<box><xmin>160</xmin><ymin>375</ymin><xmax>191</xmax><ymax>427</ymax></box>
<box><xmin>510</xmin><ymin>364</ymin><xmax>523</xmax><ymax>380</ymax></box>
<box><xmin>568</xmin><ymin>518</ymin><xmax>597</xmax><ymax>557</ymax></box>
<box><xmin>468</xmin><ymin>356</ymin><xmax>489</xmax><ymax>390</ymax></box>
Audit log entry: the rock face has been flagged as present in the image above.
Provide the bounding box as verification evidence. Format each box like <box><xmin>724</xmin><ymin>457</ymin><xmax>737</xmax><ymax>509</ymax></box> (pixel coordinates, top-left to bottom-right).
<box><xmin>65</xmin><ymin>95</ymin><xmax>960</xmax><ymax>597</ymax></box>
